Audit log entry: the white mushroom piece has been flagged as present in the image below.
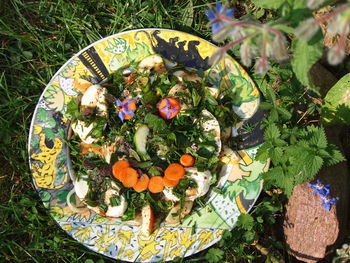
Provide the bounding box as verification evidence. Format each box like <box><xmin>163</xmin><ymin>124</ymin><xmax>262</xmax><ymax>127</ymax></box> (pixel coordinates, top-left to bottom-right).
<box><xmin>163</xmin><ymin>167</ymin><xmax>212</xmax><ymax>224</ymax></box>
<box><xmin>71</xmin><ymin>84</ymin><xmax>108</xmax><ymax>144</ymax></box>
<box><xmin>165</xmin><ymin>201</ymin><xmax>194</xmax><ymax>225</ymax></box>
<box><xmin>200</xmin><ymin>109</ymin><xmax>222</xmax><ymax>154</ymax></box>
<box><xmin>184</xmin><ymin>167</ymin><xmax>213</xmax><ymax>201</ymax></box>
<box><xmin>163</xmin><ymin>168</ymin><xmax>213</xmax><ymax>202</ymax></box>
<box><xmin>74</xmin><ymin>179</ymin><xmax>128</xmax><ymax>218</ymax></box>
<box><xmin>137</xmin><ymin>54</ymin><xmax>166</xmax><ymax>75</ymax></box>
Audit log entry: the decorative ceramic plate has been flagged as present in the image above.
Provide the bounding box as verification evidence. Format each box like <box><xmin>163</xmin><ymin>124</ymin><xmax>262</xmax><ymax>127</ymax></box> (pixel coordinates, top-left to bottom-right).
<box><xmin>28</xmin><ymin>29</ymin><xmax>269</xmax><ymax>262</ymax></box>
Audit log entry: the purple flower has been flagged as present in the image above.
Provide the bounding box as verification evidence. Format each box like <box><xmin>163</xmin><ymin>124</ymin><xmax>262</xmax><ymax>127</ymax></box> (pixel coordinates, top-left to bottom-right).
<box><xmin>159</xmin><ymin>98</ymin><xmax>178</xmax><ymax>119</ymax></box>
<box><xmin>205</xmin><ymin>2</ymin><xmax>234</xmax><ymax>34</ymax></box>
<box><xmin>115</xmin><ymin>99</ymin><xmax>136</xmax><ymax>121</ymax></box>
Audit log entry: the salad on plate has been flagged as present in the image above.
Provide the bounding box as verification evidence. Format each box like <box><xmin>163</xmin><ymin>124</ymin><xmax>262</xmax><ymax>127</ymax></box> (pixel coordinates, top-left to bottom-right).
<box><xmin>65</xmin><ymin>54</ymin><xmax>238</xmax><ymax>236</ymax></box>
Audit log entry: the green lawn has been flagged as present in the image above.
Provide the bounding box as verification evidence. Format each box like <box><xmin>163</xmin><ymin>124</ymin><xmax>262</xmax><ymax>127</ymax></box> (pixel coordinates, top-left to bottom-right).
<box><xmin>0</xmin><ymin>0</ymin><xmax>219</xmax><ymax>262</ymax></box>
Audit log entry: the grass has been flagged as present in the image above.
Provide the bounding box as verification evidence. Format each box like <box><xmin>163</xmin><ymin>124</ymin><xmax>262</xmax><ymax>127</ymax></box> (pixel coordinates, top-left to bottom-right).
<box><xmin>0</xmin><ymin>0</ymin><xmax>219</xmax><ymax>262</ymax></box>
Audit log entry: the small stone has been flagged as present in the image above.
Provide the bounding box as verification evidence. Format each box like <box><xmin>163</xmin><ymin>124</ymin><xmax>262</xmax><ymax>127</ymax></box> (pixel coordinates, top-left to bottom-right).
<box><xmin>283</xmin><ymin>183</ymin><xmax>339</xmax><ymax>262</ymax></box>
<box><xmin>283</xmin><ymin>126</ymin><xmax>349</xmax><ymax>262</ymax></box>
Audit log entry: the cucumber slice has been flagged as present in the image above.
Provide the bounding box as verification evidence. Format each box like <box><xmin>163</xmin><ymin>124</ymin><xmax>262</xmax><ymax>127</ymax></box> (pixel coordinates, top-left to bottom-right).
<box><xmin>134</xmin><ymin>125</ymin><xmax>150</xmax><ymax>161</ymax></box>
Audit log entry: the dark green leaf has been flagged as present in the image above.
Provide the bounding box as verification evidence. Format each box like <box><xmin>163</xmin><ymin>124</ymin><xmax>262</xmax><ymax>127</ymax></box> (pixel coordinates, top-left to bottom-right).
<box><xmin>255</xmin><ymin>143</ymin><xmax>271</xmax><ymax>162</ymax></box>
<box><xmin>322</xmin><ymin>73</ymin><xmax>350</xmax><ymax>125</ymax></box>
<box><xmin>206</xmin><ymin>96</ymin><xmax>218</xmax><ymax>106</ymax></box>
<box><xmin>237</xmin><ymin>214</ymin><xmax>254</xmax><ymax>231</ymax></box>
<box><xmin>266</xmin><ymin>87</ymin><xmax>276</xmax><ymax>105</ymax></box>
<box><xmin>324</xmin><ymin>144</ymin><xmax>345</xmax><ymax>166</ymax></box>
<box><xmin>205</xmin><ymin>248</ymin><xmax>225</xmax><ymax>263</ymax></box>
<box><xmin>264</xmin><ymin>123</ymin><xmax>280</xmax><ymax>141</ymax></box>
<box><xmin>291</xmin><ymin>37</ymin><xmax>323</xmax><ymax>90</ymax></box>
<box><xmin>276</xmin><ymin>107</ymin><xmax>292</xmax><ymax>120</ymax></box>
<box><xmin>192</xmin><ymin>88</ymin><xmax>201</xmax><ymax>107</ymax></box>
<box><xmin>259</xmin><ymin>101</ymin><xmax>273</xmax><ymax>110</ymax></box>
<box><xmin>243</xmin><ymin>230</ymin><xmax>257</xmax><ymax>243</ymax></box>
<box><xmin>269</xmin><ymin>147</ymin><xmax>284</xmax><ymax>164</ymax></box>
<box><xmin>144</xmin><ymin>113</ymin><xmax>167</xmax><ymax>133</ymax></box>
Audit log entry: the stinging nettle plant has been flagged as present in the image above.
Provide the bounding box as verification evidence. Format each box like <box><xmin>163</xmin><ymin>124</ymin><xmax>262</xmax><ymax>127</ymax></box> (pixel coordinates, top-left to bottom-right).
<box><xmin>205</xmin><ymin>1</ymin><xmax>349</xmax><ymax>197</ymax></box>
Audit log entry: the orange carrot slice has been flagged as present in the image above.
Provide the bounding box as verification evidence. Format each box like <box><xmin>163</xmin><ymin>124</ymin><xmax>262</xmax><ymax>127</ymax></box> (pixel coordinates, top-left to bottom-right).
<box><xmin>163</xmin><ymin>176</ymin><xmax>179</xmax><ymax>187</ymax></box>
<box><xmin>133</xmin><ymin>174</ymin><xmax>150</xmax><ymax>192</ymax></box>
<box><xmin>164</xmin><ymin>163</ymin><xmax>185</xmax><ymax>180</ymax></box>
<box><xmin>180</xmin><ymin>154</ymin><xmax>195</xmax><ymax>167</ymax></box>
<box><xmin>122</xmin><ymin>167</ymin><xmax>139</xmax><ymax>188</ymax></box>
<box><xmin>148</xmin><ymin>176</ymin><xmax>165</xmax><ymax>193</ymax></box>
<box><xmin>112</xmin><ymin>160</ymin><xmax>129</xmax><ymax>180</ymax></box>
<box><xmin>158</xmin><ymin>98</ymin><xmax>181</xmax><ymax>119</ymax></box>
<box><xmin>116</xmin><ymin>168</ymin><xmax>128</xmax><ymax>182</ymax></box>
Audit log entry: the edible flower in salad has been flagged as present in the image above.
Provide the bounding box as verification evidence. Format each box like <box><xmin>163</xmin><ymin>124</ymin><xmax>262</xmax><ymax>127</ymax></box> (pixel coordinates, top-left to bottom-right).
<box><xmin>115</xmin><ymin>99</ymin><xmax>137</xmax><ymax>121</ymax></box>
<box><xmin>158</xmin><ymin>97</ymin><xmax>181</xmax><ymax>119</ymax></box>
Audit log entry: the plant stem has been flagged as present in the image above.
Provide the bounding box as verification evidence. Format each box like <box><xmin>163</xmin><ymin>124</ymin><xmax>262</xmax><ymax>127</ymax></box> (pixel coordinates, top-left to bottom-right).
<box><xmin>218</xmin><ymin>16</ymin><xmax>284</xmax><ymax>37</ymax></box>
<box><xmin>314</xmin><ymin>2</ymin><xmax>350</xmax><ymax>24</ymax></box>
<box><xmin>222</xmin><ymin>35</ymin><xmax>251</xmax><ymax>52</ymax></box>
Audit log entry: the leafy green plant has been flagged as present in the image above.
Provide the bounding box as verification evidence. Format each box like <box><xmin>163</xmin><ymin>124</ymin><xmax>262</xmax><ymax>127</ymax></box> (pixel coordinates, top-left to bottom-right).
<box><xmin>207</xmin><ymin>0</ymin><xmax>350</xmax><ymax>198</ymax></box>
<box><xmin>322</xmin><ymin>73</ymin><xmax>350</xmax><ymax>125</ymax></box>
<box><xmin>256</xmin><ymin>124</ymin><xmax>344</xmax><ymax>196</ymax></box>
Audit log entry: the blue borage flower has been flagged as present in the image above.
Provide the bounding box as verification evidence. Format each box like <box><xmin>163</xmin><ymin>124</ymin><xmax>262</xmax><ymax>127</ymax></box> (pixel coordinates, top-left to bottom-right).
<box><xmin>308</xmin><ymin>179</ymin><xmax>330</xmax><ymax>198</ymax></box>
<box><xmin>308</xmin><ymin>179</ymin><xmax>337</xmax><ymax>211</ymax></box>
<box><xmin>115</xmin><ymin>99</ymin><xmax>136</xmax><ymax>121</ymax></box>
<box><xmin>322</xmin><ymin>196</ymin><xmax>337</xmax><ymax>211</ymax></box>
<box><xmin>205</xmin><ymin>2</ymin><xmax>234</xmax><ymax>34</ymax></box>
<box><xmin>205</xmin><ymin>1</ymin><xmax>288</xmax><ymax>74</ymax></box>
<box><xmin>159</xmin><ymin>98</ymin><xmax>178</xmax><ymax>119</ymax></box>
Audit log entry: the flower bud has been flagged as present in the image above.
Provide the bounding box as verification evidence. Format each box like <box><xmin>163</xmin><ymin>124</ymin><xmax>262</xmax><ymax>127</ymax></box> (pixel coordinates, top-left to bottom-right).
<box><xmin>272</xmin><ymin>35</ymin><xmax>289</xmax><ymax>61</ymax></box>
<box><xmin>255</xmin><ymin>57</ymin><xmax>269</xmax><ymax>74</ymax></box>
<box><xmin>240</xmin><ymin>42</ymin><xmax>252</xmax><ymax>67</ymax></box>
<box><xmin>327</xmin><ymin>45</ymin><xmax>346</xmax><ymax>65</ymax></box>
<box><xmin>295</xmin><ymin>18</ymin><xmax>320</xmax><ymax>41</ymax></box>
